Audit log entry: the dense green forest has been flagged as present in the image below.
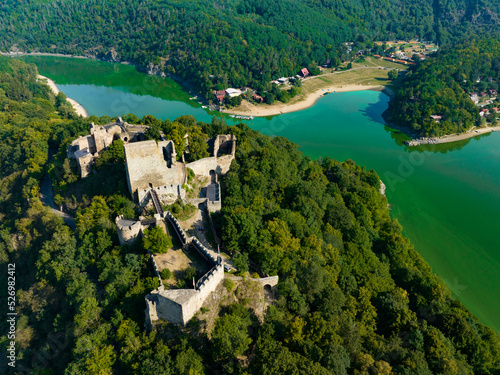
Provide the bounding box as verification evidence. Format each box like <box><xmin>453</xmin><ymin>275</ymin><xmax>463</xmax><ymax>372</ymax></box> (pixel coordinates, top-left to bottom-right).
<box><xmin>1</xmin><ymin>0</ymin><xmax>500</xmax><ymax>97</ymax></box>
<box><xmin>388</xmin><ymin>38</ymin><xmax>500</xmax><ymax>137</ymax></box>
<box><xmin>1</xmin><ymin>56</ymin><xmax>500</xmax><ymax>374</ymax></box>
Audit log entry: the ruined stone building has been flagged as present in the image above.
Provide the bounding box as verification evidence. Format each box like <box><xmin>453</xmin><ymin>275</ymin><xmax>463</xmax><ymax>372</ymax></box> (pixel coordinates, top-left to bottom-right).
<box><xmin>115</xmin><ymin>210</ymin><xmax>226</xmax><ymax>327</ymax></box>
<box><xmin>124</xmin><ymin>139</ymin><xmax>184</xmax><ymax>206</ymax></box>
<box><xmin>123</xmin><ymin>134</ymin><xmax>236</xmax><ymax>208</ymax></box>
<box><xmin>67</xmin><ymin>118</ymin><xmax>144</xmax><ymax>177</ymax></box>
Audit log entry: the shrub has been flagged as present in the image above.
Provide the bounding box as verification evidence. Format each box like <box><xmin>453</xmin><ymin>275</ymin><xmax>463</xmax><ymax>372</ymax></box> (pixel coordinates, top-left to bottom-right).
<box><xmin>161</xmin><ymin>268</ymin><xmax>171</xmax><ymax>280</ymax></box>
<box><xmin>224</xmin><ymin>279</ymin><xmax>235</xmax><ymax>292</ymax></box>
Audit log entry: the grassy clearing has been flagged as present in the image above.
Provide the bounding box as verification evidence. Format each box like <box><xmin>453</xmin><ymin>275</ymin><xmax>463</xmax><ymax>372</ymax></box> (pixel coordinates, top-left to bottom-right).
<box><xmin>301</xmin><ymin>68</ymin><xmax>389</xmax><ymax>95</ymax></box>
<box><xmin>299</xmin><ymin>57</ymin><xmax>408</xmax><ymax>96</ymax></box>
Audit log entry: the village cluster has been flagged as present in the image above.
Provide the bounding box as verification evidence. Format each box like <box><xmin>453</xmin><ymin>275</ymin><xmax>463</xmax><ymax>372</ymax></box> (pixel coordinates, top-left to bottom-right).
<box><xmin>469</xmin><ymin>84</ymin><xmax>500</xmax><ymax>118</ymax></box>
<box><xmin>208</xmin><ymin>39</ymin><xmax>439</xmax><ymax>111</ymax></box>
<box><xmin>211</xmin><ymin>66</ymin><xmax>311</xmax><ymax>107</ymax></box>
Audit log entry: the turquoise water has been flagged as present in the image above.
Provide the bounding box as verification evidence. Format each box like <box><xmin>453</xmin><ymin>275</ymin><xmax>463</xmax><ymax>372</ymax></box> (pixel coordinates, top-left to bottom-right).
<box><xmin>25</xmin><ymin>56</ymin><xmax>500</xmax><ymax>331</ymax></box>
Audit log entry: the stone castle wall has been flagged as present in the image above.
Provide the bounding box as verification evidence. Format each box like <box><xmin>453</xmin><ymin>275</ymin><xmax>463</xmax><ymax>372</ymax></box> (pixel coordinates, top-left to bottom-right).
<box><xmin>137</xmin><ymin>184</ymin><xmax>185</xmax><ymax>207</ymax></box>
<box><xmin>185</xmin><ymin>154</ymin><xmax>234</xmax><ymax>179</ymax></box>
<box><xmin>164</xmin><ymin>211</ymin><xmax>188</xmax><ymax>245</ymax></box>
<box><xmin>191</xmin><ymin>237</ymin><xmax>218</xmax><ymax>265</ymax></box>
<box><xmin>154</xmin><ymin>292</ymin><xmax>187</xmax><ymax>325</ymax></box>
<box><xmin>144</xmin><ymin>210</ymin><xmax>225</xmax><ymax>327</ymax></box>
<box><xmin>151</xmin><ymin>262</ymin><xmax>224</xmax><ymax>326</ymax></box>
<box><xmin>186</xmin><ymin>157</ymin><xmax>219</xmax><ymax>178</ymax></box>
<box><xmin>189</xmin><ymin>263</ymin><xmax>224</xmax><ymax>318</ymax></box>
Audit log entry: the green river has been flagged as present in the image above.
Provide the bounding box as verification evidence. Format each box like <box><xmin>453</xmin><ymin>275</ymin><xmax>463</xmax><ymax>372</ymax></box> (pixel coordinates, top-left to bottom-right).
<box><xmin>22</xmin><ymin>56</ymin><xmax>500</xmax><ymax>331</ymax></box>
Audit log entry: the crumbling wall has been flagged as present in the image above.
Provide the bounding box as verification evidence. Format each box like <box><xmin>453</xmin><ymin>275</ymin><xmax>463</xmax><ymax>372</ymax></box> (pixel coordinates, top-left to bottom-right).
<box><xmin>186</xmin><ymin>157</ymin><xmax>218</xmax><ymax>178</ymax></box>
<box><xmin>216</xmin><ymin>155</ymin><xmax>234</xmax><ymax>175</ymax></box>
<box><xmin>68</xmin><ymin>120</ymin><xmax>137</xmax><ymax>178</ymax></box>
<box><xmin>207</xmin><ymin>200</ymin><xmax>222</xmax><ymax>213</ymax></box>
<box><xmin>154</xmin><ymin>292</ymin><xmax>187</xmax><ymax>325</ymax></box>
<box><xmin>214</xmin><ymin>134</ymin><xmax>236</xmax><ymax>157</ymax></box>
<box><xmin>137</xmin><ymin>185</ymin><xmax>184</xmax><ymax>207</ymax></box>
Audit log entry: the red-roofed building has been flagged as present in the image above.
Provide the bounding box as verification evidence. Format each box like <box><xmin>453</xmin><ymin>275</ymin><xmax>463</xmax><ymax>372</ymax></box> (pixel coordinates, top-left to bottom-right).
<box><xmin>253</xmin><ymin>93</ymin><xmax>264</xmax><ymax>103</ymax></box>
<box><xmin>489</xmin><ymin>89</ymin><xmax>497</xmax><ymax>96</ymax></box>
<box><xmin>479</xmin><ymin>109</ymin><xmax>490</xmax><ymax>117</ymax></box>
<box><xmin>430</xmin><ymin>115</ymin><xmax>442</xmax><ymax>123</ymax></box>
<box><xmin>213</xmin><ymin>90</ymin><xmax>226</xmax><ymax>102</ymax></box>
<box><xmin>300</xmin><ymin>68</ymin><xmax>309</xmax><ymax>77</ymax></box>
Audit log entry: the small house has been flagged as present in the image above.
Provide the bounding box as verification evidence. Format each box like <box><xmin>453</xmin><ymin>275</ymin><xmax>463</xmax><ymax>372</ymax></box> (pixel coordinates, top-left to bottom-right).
<box><xmin>479</xmin><ymin>109</ymin><xmax>490</xmax><ymax>117</ymax></box>
<box><xmin>253</xmin><ymin>93</ymin><xmax>264</xmax><ymax>103</ymax></box>
<box><xmin>213</xmin><ymin>90</ymin><xmax>226</xmax><ymax>102</ymax></box>
<box><xmin>300</xmin><ymin>68</ymin><xmax>309</xmax><ymax>77</ymax></box>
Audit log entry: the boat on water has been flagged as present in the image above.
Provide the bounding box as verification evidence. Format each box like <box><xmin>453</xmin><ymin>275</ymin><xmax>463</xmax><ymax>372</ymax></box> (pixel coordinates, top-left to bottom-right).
<box><xmin>234</xmin><ymin>115</ymin><xmax>253</xmax><ymax>120</ymax></box>
<box><xmin>202</xmin><ymin>105</ymin><xmax>208</xmax><ymax>109</ymax></box>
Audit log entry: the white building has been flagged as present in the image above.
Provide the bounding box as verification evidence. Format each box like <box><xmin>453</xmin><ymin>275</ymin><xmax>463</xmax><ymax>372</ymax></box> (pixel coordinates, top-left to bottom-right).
<box><xmin>225</xmin><ymin>88</ymin><xmax>242</xmax><ymax>98</ymax></box>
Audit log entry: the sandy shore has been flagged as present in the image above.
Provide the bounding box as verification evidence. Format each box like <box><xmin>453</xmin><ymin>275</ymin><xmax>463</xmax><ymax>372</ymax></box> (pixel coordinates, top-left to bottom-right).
<box><xmin>2</xmin><ymin>52</ymin><xmax>88</xmax><ymax>59</ymax></box>
<box><xmin>223</xmin><ymin>84</ymin><xmax>386</xmax><ymax>117</ymax></box>
<box><xmin>38</xmin><ymin>75</ymin><xmax>88</xmax><ymax>117</ymax></box>
<box><xmin>405</xmin><ymin>125</ymin><xmax>500</xmax><ymax>146</ymax></box>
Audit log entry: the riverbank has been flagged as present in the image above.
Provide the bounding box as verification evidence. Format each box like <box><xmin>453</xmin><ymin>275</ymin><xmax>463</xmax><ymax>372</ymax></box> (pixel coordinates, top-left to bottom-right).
<box><xmin>2</xmin><ymin>51</ymin><xmax>89</xmax><ymax>59</ymax></box>
<box><xmin>223</xmin><ymin>84</ymin><xmax>388</xmax><ymax>117</ymax></box>
<box><xmin>38</xmin><ymin>75</ymin><xmax>88</xmax><ymax>117</ymax></box>
<box><xmin>404</xmin><ymin>125</ymin><xmax>500</xmax><ymax>146</ymax></box>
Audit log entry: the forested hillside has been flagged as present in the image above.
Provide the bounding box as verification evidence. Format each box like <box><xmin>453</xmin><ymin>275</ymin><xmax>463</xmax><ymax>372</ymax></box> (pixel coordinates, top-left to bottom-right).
<box><xmin>1</xmin><ymin>56</ymin><xmax>500</xmax><ymax>374</ymax></box>
<box><xmin>388</xmin><ymin>38</ymin><xmax>500</xmax><ymax>137</ymax></box>
<box><xmin>1</xmin><ymin>0</ymin><xmax>499</xmax><ymax>97</ymax></box>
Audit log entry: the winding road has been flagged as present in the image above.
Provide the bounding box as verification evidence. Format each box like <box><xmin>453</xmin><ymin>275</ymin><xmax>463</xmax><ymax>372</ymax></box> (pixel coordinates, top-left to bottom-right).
<box><xmin>39</xmin><ymin>151</ymin><xmax>76</xmax><ymax>230</ymax></box>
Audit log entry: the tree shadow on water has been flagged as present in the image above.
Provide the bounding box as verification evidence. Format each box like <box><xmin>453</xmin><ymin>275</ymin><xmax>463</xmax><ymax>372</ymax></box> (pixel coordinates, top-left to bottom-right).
<box><xmin>359</xmin><ymin>92</ymin><xmax>390</xmax><ymax>125</ymax></box>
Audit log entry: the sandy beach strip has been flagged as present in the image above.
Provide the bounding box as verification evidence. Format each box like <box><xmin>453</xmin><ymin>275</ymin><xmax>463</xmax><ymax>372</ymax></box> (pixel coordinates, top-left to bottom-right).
<box><xmin>223</xmin><ymin>84</ymin><xmax>385</xmax><ymax>117</ymax></box>
<box><xmin>37</xmin><ymin>75</ymin><xmax>88</xmax><ymax>117</ymax></box>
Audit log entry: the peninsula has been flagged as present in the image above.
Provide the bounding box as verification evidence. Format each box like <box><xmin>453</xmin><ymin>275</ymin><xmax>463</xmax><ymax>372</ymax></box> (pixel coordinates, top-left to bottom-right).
<box><xmin>388</xmin><ymin>39</ymin><xmax>500</xmax><ymax>142</ymax></box>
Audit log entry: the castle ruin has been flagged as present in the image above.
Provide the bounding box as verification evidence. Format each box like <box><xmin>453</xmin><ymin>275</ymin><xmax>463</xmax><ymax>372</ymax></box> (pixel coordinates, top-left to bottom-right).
<box><xmin>116</xmin><ymin>209</ymin><xmax>226</xmax><ymax>327</ymax></box>
<box><xmin>123</xmin><ymin>134</ymin><xmax>236</xmax><ymax>209</ymax></box>
<box><xmin>67</xmin><ymin>118</ymin><xmax>144</xmax><ymax>177</ymax></box>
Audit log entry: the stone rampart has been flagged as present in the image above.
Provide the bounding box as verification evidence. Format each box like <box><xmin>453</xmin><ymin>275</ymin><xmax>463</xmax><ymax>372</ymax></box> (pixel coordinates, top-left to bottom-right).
<box><xmin>165</xmin><ymin>211</ymin><xmax>188</xmax><ymax>245</ymax></box>
<box><xmin>207</xmin><ymin>200</ymin><xmax>222</xmax><ymax>213</ymax></box>
<box><xmin>138</xmin><ymin>184</ymin><xmax>184</xmax><ymax>207</ymax></box>
<box><xmin>146</xmin><ymin>263</ymin><xmax>224</xmax><ymax>326</ymax></box>
<box><xmin>195</xmin><ymin>263</ymin><xmax>224</xmax><ymax>304</ymax></box>
<box><xmin>186</xmin><ymin>157</ymin><xmax>218</xmax><ymax>178</ymax></box>
<box><xmin>216</xmin><ymin>154</ymin><xmax>234</xmax><ymax>174</ymax></box>
<box><xmin>191</xmin><ymin>237</ymin><xmax>218</xmax><ymax>265</ymax></box>
<box><xmin>186</xmin><ymin>154</ymin><xmax>234</xmax><ymax>178</ymax></box>
<box><xmin>146</xmin><ymin>248</ymin><xmax>163</xmax><ymax>289</ymax></box>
